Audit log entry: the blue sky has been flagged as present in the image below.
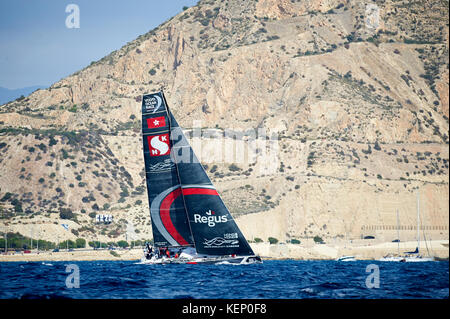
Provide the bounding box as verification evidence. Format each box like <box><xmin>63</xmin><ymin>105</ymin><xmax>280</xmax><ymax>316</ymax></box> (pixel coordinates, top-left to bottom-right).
<box><xmin>0</xmin><ymin>0</ymin><xmax>199</xmax><ymax>89</ymax></box>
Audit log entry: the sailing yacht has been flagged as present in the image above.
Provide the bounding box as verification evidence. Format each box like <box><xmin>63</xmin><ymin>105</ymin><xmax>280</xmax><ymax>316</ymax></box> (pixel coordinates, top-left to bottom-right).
<box><xmin>379</xmin><ymin>209</ymin><xmax>406</xmax><ymax>262</ymax></box>
<box><xmin>379</xmin><ymin>192</ymin><xmax>434</xmax><ymax>262</ymax></box>
<box><xmin>138</xmin><ymin>92</ymin><xmax>262</xmax><ymax>264</ymax></box>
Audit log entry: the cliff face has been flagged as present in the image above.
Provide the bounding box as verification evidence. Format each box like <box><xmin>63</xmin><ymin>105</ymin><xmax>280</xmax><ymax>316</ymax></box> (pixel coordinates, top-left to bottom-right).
<box><xmin>0</xmin><ymin>0</ymin><xmax>448</xmax><ymax>245</ymax></box>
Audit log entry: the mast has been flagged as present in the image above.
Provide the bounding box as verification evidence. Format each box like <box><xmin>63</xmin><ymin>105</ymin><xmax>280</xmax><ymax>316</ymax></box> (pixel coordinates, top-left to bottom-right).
<box><xmin>416</xmin><ymin>190</ymin><xmax>420</xmax><ymax>253</ymax></box>
<box><xmin>396</xmin><ymin>209</ymin><xmax>400</xmax><ymax>256</ymax></box>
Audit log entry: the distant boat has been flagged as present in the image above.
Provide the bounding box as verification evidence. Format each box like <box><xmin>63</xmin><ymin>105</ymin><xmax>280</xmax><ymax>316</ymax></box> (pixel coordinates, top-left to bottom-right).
<box><xmin>379</xmin><ymin>192</ymin><xmax>434</xmax><ymax>262</ymax></box>
<box><xmin>138</xmin><ymin>92</ymin><xmax>262</xmax><ymax>265</ymax></box>
<box><xmin>378</xmin><ymin>255</ymin><xmax>406</xmax><ymax>262</ymax></box>
<box><xmin>336</xmin><ymin>256</ymin><xmax>356</xmax><ymax>262</ymax></box>
<box><xmin>379</xmin><ymin>210</ymin><xmax>406</xmax><ymax>262</ymax></box>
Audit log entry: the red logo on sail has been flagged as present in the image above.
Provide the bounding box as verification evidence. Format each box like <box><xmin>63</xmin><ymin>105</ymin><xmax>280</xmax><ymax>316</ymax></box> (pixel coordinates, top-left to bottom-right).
<box><xmin>148</xmin><ymin>134</ymin><xmax>170</xmax><ymax>156</ymax></box>
<box><xmin>147</xmin><ymin>116</ymin><xmax>166</xmax><ymax>129</ymax></box>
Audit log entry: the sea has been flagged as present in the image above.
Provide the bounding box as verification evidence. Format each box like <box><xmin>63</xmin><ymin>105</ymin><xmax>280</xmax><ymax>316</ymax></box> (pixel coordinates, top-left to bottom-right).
<box><xmin>0</xmin><ymin>260</ymin><xmax>448</xmax><ymax>299</ymax></box>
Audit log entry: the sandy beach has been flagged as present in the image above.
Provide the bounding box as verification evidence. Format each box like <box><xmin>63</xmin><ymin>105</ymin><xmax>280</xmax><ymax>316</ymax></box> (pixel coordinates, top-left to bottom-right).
<box><xmin>0</xmin><ymin>240</ymin><xmax>448</xmax><ymax>262</ymax></box>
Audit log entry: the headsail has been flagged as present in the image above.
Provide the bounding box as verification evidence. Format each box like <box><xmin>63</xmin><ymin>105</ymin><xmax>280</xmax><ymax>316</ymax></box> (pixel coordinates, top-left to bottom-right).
<box><xmin>141</xmin><ymin>92</ymin><xmax>194</xmax><ymax>248</ymax></box>
<box><xmin>166</xmin><ymin>96</ymin><xmax>255</xmax><ymax>256</ymax></box>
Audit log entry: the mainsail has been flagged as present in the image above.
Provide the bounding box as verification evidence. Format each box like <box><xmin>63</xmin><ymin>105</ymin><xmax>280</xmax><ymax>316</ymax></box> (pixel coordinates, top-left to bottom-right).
<box><xmin>141</xmin><ymin>92</ymin><xmax>255</xmax><ymax>256</ymax></box>
<box><xmin>142</xmin><ymin>92</ymin><xmax>193</xmax><ymax>248</ymax></box>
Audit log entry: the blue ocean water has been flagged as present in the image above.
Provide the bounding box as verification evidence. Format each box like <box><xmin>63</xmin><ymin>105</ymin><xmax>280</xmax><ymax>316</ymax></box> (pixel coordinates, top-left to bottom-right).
<box><xmin>0</xmin><ymin>260</ymin><xmax>448</xmax><ymax>299</ymax></box>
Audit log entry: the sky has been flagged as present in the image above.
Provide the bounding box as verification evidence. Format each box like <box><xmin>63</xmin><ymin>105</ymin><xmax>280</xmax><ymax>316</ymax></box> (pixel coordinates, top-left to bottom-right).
<box><xmin>0</xmin><ymin>0</ymin><xmax>199</xmax><ymax>89</ymax></box>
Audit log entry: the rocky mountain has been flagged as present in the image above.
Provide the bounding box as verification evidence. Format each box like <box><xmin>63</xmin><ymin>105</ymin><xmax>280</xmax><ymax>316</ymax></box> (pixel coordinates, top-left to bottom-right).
<box><xmin>0</xmin><ymin>0</ymin><xmax>448</xmax><ymax>246</ymax></box>
<box><xmin>0</xmin><ymin>86</ymin><xmax>44</xmax><ymax>105</ymax></box>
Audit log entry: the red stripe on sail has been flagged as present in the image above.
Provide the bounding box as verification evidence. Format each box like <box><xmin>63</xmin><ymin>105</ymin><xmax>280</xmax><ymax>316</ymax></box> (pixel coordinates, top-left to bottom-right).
<box><xmin>159</xmin><ymin>188</ymin><xmax>189</xmax><ymax>246</ymax></box>
<box><xmin>182</xmin><ymin>188</ymin><xmax>219</xmax><ymax>196</ymax></box>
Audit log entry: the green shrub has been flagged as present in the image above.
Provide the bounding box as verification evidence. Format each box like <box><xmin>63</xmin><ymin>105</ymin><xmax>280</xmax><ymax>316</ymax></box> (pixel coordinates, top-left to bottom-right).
<box><xmin>60</xmin><ymin>239</ymin><xmax>76</xmax><ymax>249</ymax></box>
<box><xmin>59</xmin><ymin>208</ymin><xmax>75</xmax><ymax>220</ymax></box>
<box><xmin>254</xmin><ymin>237</ymin><xmax>263</xmax><ymax>243</ymax></box>
<box><xmin>117</xmin><ymin>240</ymin><xmax>129</xmax><ymax>248</ymax></box>
<box><xmin>313</xmin><ymin>236</ymin><xmax>324</xmax><ymax>243</ymax></box>
<box><xmin>374</xmin><ymin>141</ymin><xmax>381</xmax><ymax>151</ymax></box>
<box><xmin>14</xmin><ymin>203</ymin><xmax>23</xmax><ymax>213</ymax></box>
<box><xmin>1</xmin><ymin>232</ymin><xmax>56</xmax><ymax>251</ymax></box>
<box><xmin>132</xmin><ymin>240</ymin><xmax>143</xmax><ymax>247</ymax></box>
<box><xmin>210</xmin><ymin>165</ymin><xmax>218</xmax><ymax>173</ymax></box>
<box><xmin>361</xmin><ymin>145</ymin><xmax>372</xmax><ymax>154</ymax></box>
<box><xmin>290</xmin><ymin>239</ymin><xmax>301</xmax><ymax>244</ymax></box>
<box><xmin>61</xmin><ymin>149</ymin><xmax>69</xmax><ymax>159</ymax></box>
<box><xmin>88</xmin><ymin>241</ymin><xmax>97</xmax><ymax>248</ymax></box>
<box><xmin>75</xmin><ymin>238</ymin><xmax>86</xmax><ymax>248</ymax></box>
<box><xmin>1</xmin><ymin>192</ymin><xmax>13</xmax><ymax>202</ymax></box>
<box><xmin>49</xmin><ymin>136</ymin><xmax>58</xmax><ymax>147</ymax></box>
<box><xmin>268</xmin><ymin>237</ymin><xmax>279</xmax><ymax>244</ymax></box>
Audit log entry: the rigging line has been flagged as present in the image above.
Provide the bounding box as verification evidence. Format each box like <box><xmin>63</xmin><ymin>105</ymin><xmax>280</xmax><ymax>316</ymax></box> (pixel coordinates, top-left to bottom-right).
<box><xmin>420</xmin><ymin>213</ymin><xmax>432</xmax><ymax>257</ymax></box>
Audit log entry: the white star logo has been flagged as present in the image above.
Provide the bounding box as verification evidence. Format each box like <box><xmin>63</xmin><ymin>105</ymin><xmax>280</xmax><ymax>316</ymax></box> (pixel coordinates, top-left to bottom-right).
<box><xmin>153</xmin><ymin>120</ymin><xmax>159</xmax><ymax>125</ymax></box>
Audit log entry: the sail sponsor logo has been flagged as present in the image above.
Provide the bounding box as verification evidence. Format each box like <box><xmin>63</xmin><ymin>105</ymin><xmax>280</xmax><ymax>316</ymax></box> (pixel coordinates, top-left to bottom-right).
<box><xmin>193</xmin><ymin>210</ymin><xmax>228</xmax><ymax>227</ymax></box>
<box><xmin>203</xmin><ymin>233</ymin><xmax>239</xmax><ymax>248</ymax></box>
<box><xmin>148</xmin><ymin>134</ymin><xmax>170</xmax><ymax>156</ymax></box>
<box><xmin>147</xmin><ymin>116</ymin><xmax>166</xmax><ymax>129</ymax></box>
<box><xmin>147</xmin><ymin>158</ymin><xmax>175</xmax><ymax>172</ymax></box>
<box><xmin>144</xmin><ymin>95</ymin><xmax>163</xmax><ymax>113</ymax></box>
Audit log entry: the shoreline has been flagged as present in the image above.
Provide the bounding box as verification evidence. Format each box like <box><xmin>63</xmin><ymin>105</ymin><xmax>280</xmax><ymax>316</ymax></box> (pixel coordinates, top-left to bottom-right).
<box><xmin>0</xmin><ymin>240</ymin><xmax>448</xmax><ymax>262</ymax></box>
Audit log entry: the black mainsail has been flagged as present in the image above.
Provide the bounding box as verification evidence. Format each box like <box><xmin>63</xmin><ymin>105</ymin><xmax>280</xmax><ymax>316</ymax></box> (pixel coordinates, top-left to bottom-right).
<box><xmin>142</xmin><ymin>92</ymin><xmax>193</xmax><ymax>248</ymax></box>
<box><xmin>141</xmin><ymin>92</ymin><xmax>255</xmax><ymax>256</ymax></box>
